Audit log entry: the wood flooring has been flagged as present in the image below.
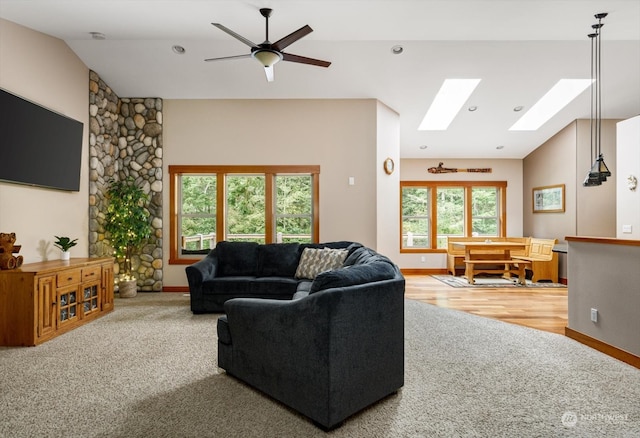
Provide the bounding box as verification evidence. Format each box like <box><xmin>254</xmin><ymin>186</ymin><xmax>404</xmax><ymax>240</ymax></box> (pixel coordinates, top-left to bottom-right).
<box><xmin>405</xmin><ymin>274</ymin><xmax>568</xmax><ymax>335</ymax></box>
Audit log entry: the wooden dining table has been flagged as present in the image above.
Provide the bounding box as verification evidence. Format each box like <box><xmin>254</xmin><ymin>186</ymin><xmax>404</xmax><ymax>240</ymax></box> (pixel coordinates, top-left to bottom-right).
<box><xmin>452</xmin><ymin>240</ymin><xmax>529</xmax><ymax>284</ymax></box>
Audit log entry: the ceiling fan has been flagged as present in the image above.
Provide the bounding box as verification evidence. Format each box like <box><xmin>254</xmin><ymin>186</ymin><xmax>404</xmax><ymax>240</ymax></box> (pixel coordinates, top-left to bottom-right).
<box><xmin>205</xmin><ymin>8</ymin><xmax>331</xmax><ymax>82</ymax></box>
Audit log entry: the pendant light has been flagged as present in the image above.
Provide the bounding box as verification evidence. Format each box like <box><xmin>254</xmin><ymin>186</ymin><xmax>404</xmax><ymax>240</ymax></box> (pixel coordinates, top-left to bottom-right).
<box><xmin>583</xmin><ymin>12</ymin><xmax>610</xmax><ymax>187</ymax></box>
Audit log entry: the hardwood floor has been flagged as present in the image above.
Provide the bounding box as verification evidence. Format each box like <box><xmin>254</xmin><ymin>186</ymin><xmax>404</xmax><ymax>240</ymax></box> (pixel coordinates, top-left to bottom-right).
<box><xmin>405</xmin><ymin>274</ymin><xmax>568</xmax><ymax>335</ymax></box>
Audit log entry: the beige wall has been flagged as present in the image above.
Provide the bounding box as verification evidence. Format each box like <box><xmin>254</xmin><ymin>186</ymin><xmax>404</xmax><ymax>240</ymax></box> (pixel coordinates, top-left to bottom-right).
<box><xmin>375</xmin><ymin>102</ymin><xmax>401</xmax><ymax>258</ymax></box>
<box><xmin>616</xmin><ymin>116</ymin><xmax>640</xmax><ymax>239</ymax></box>
<box><xmin>163</xmin><ymin>99</ymin><xmax>386</xmax><ymax>287</ymax></box>
<box><xmin>575</xmin><ymin>119</ymin><xmax>617</xmax><ymax>237</ymax></box>
<box><xmin>567</xmin><ymin>239</ymin><xmax>640</xmax><ymax>356</ymax></box>
<box><xmin>0</xmin><ymin>19</ymin><xmax>89</xmax><ymax>262</ymax></box>
<box><xmin>523</xmin><ymin>119</ymin><xmax>618</xmax><ymax>279</ymax></box>
<box><xmin>398</xmin><ymin>158</ymin><xmax>524</xmax><ymax>270</ymax></box>
<box><xmin>523</xmin><ymin>122</ymin><xmax>578</xmax><ymax>242</ymax></box>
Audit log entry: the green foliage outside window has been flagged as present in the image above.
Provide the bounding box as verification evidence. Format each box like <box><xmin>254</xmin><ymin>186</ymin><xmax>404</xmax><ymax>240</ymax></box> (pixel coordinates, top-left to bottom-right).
<box><xmin>179</xmin><ymin>173</ymin><xmax>314</xmax><ymax>249</ymax></box>
<box><xmin>402</xmin><ymin>183</ymin><xmax>503</xmax><ymax>250</ymax></box>
<box><xmin>226</xmin><ymin>175</ymin><xmax>266</xmax><ymax>243</ymax></box>
<box><xmin>436</xmin><ymin>187</ymin><xmax>465</xmax><ymax>248</ymax></box>
<box><xmin>276</xmin><ymin>175</ymin><xmax>312</xmax><ymax>242</ymax></box>
<box><xmin>402</xmin><ymin>187</ymin><xmax>430</xmax><ymax>248</ymax></box>
<box><xmin>181</xmin><ymin>176</ymin><xmax>217</xmax><ymax>251</ymax></box>
<box><xmin>472</xmin><ymin>187</ymin><xmax>499</xmax><ymax>236</ymax></box>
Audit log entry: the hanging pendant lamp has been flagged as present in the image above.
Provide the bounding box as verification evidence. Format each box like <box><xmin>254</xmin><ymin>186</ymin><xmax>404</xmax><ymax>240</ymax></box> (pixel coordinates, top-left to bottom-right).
<box><xmin>583</xmin><ymin>12</ymin><xmax>610</xmax><ymax>187</ymax></box>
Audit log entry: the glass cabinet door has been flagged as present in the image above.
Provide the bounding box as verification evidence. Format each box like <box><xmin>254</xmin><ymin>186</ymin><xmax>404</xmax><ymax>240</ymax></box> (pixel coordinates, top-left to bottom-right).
<box><xmin>81</xmin><ymin>283</ymin><xmax>100</xmax><ymax>317</ymax></box>
<box><xmin>58</xmin><ymin>287</ymin><xmax>79</xmax><ymax>326</ymax></box>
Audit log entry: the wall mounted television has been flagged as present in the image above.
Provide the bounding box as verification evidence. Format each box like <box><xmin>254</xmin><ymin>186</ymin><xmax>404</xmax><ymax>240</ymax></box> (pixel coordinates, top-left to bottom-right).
<box><xmin>0</xmin><ymin>88</ymin><xmax>84</xmax><ymax>192</ymax></box>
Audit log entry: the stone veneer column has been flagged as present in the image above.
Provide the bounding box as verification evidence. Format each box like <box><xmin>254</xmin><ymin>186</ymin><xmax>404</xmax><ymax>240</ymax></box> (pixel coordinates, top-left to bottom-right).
<box><xmin>88</xmin><ymin>70</ymin><xmax>163</xmax><ymax>291</ymax></box>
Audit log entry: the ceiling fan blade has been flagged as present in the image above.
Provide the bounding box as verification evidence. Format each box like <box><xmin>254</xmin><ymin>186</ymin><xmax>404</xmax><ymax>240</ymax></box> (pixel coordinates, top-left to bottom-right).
<box><xmin>272</xmin><ymin>25</ymin><xmax>313</xmax><ymax>51</ymax></box>
<box><xmin>204</xmin><ymin>54</ymin><xmax>251</xmax><ymax>62</ymax></box>
<box><xmin>264</xmin><ymin>65</ymin><xmax>275</xmax><ymax>82</ymax></box>
<box><xmin>282</xmin><ymin>52</ymin><xmax>331</xmax><ymax>68</ymax></box>
<box><xmin>211</xmin><ymin>23</ymin><xmax>258</xmax><ymax>48</ymax></box>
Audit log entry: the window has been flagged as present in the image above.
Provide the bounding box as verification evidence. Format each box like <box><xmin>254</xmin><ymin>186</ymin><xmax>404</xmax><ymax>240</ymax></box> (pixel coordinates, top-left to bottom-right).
<box><xmin>180</xmin><ymin>175</ymin><xmax>217</xmax><ymax>252</ymax></box>
<box><xmin>275</xmin><ymin>175</ymin><xmax>314</xmax><ymax>243</ymax></box>
<box><xmin>401</xmin><ymin>181</ymin><xmax>506</xmax><ymax>252</ymax></box>
<box><xmin>401</xmin><ymin>187</ymin><xmax>430</xmax><ymax>248</ymax></box>
<box><xmin>225</xmin><ymin>175</ymin><xmax>266</xmax><ymax>243</ymax></box>
<box><xmin>170</xmin><ymin>165</ymin><xmax>319</xmax><ymax>264</ymax></box>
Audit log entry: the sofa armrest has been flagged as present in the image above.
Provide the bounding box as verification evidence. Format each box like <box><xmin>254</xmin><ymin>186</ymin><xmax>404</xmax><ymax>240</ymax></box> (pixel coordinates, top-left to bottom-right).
<box><xmin>185</xmin><ymin>252</ymin><xmax>218</xmax><ymax>291</ymax></box>
<box><xmin>223</xmin><ymin>296</ymin><xmax>330</xmax><ymax>366</ymax></box>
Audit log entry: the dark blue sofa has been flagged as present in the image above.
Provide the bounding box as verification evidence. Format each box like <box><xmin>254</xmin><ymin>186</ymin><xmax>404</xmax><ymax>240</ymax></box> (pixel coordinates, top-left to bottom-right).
<box><xmin>186</xmin><ymin>240</ymin><xmax>364</xmax><ymax>313</ymax></box>
<box><xmin>186</xmin><ymin>241</ymin><xmax>405</xmax><ymax>429</ymax></box>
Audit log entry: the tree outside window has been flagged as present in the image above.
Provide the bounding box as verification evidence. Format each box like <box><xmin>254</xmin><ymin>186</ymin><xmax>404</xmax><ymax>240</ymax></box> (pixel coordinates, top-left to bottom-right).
<box><xmin>169</xmin><ymin>165</ymin><xmax>319</xmax><ymax>263</ymax></box>
<box><xmin>401</xmin><ymin>181</ymin><xmax>506</xmax><ymax>252</ymax></box>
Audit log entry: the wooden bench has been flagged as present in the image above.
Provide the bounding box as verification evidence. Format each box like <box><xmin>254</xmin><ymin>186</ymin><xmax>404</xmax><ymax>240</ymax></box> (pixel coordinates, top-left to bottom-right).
<box><xmin>447</xmin><ymin>236</ymin><xmax>530</xmax><ymax>276</ymax></box>
<box><xmin>464</xmin><ymin>259</ymin><xmax>532</xmax><ymax>285</ymax></box>
<box><xmin>511</xmin><ymin>238</ymin><xmax>559</xmax><ymax>283</ymax></box>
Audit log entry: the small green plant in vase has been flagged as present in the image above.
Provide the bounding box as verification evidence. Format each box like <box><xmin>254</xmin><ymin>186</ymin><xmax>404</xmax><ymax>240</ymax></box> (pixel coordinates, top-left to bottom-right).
<box><xmin>104</xmin><ymin>178</ymin><xmax>152</xmax><ymax>297</ymax></box>
<box><xmin>54</xmin><ymin>236</ymin><xmax>78</xmax><ymax>260</ymax></box>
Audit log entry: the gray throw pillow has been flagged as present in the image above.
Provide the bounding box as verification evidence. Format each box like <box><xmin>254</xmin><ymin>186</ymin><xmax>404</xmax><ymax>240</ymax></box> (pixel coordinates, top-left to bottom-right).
<box><xmin>294</xmin><ymin>248</ymin><xmax>348</xmax><ymax>279</ymax></box>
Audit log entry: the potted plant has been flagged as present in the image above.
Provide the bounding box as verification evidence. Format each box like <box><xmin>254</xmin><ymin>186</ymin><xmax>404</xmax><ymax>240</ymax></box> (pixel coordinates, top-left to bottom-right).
<box><xmin>103</xmin><ymin>178</ymin><xmax>152</xmax><ymax>297</ymax></box>
<box><xmin>54</xmin><ymin>236</ymin><xmax>78</xmax><ymax>260</ymax></box>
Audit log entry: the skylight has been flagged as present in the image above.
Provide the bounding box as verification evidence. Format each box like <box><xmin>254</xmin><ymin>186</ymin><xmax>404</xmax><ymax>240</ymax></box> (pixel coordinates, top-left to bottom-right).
<box><xmin>509</xmin><ymin>79</ymin><xmax>593</xmax><ymax>131</ymax></box>
<box><xmin>418</xmin><ymin>79</ymin><xmax>481</xmax><ymax>131</ymax></box>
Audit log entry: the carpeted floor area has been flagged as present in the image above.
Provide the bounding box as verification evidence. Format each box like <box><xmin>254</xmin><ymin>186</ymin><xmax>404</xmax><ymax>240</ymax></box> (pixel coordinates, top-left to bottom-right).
<box><xmin>0</xmin><ymin>293</ymin><xmax>637</xmax><ymax>437</ymax></box>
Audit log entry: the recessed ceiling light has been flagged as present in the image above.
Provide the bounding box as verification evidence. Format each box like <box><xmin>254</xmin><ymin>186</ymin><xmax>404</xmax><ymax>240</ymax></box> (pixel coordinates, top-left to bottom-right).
<box><xmin>172</xmin><ymin>45</ymin><xmax>186</xmax><ymax>54</ymax></box>
<box><xmin>468</xmin><ymin>106</ymin><xmax>478</xmax><ymax>112</ymax></box>
<box><xmin>509</xmin><ymin>79</ymin><xmax>592</xmax><ymax>131</ymax></box>
<box><xmin>419</xmin><ymin>145</ymin><xmax>428</xmax><ymax>150</ymax></box>
<box><xmin>391</xmin><ymin>45</ymin><xmax>403</xmax><ymax>55</ymax></box>
<box><xmin>513</xmin><ymin>106</ymin><xmax>524</xmax><ymax>112</ymax></box>
<box><xmin>419</xmin><ymin>79</ymin><xmax>481</xmax><ymax>131</ymax></box>
<box><xmin>90</xmin><ymin>32</ymin><xmax>106</xmax><ymax>40</ymax></box>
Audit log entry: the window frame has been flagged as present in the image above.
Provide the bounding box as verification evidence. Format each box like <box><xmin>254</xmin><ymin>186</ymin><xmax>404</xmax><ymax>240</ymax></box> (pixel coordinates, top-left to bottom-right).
<box><xmin>169</xmin><ymin>165</ymin><xmax>320</xmax><ymax>264</ymax></box>
<box><xmin>400</xmin><ymin>180</ymin><xmax>507</xmax><ymax>253</ymax></box>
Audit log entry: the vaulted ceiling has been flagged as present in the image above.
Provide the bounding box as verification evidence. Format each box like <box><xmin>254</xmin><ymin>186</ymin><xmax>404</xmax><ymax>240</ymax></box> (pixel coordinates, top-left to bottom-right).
<box><xmin>1</xmin><ymin>0</ymin><xmax>639</xmax><ymax>158</ymax></box>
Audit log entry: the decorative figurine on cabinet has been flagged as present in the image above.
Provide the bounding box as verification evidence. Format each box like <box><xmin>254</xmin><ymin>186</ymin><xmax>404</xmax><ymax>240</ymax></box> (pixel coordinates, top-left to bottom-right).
<box><xmin>0</xmin><ymin>232</ymin><xmax>23</xmax><ymax>270</ymax></box>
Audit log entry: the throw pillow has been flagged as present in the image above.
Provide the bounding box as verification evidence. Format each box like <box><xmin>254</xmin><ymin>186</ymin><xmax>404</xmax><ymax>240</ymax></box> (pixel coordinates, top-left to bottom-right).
<box><xmin>294</xmin><ymin>248</ymin><xmax>348</xmax><ymax>279</ymax></box>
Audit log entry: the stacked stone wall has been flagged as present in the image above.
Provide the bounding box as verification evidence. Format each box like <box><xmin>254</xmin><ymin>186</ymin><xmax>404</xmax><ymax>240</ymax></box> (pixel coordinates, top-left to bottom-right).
<box><xmin>88</xmin><ymin>71</ymin><xmax>163</xmax><ymax>291</ymax></box>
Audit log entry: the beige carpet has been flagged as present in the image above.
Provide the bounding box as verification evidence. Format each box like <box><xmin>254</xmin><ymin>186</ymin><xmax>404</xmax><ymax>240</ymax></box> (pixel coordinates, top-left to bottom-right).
<box><xmin>0</xmin><ymin>293</ymin><xmax>638</xmax><ymax>437</ymax></box>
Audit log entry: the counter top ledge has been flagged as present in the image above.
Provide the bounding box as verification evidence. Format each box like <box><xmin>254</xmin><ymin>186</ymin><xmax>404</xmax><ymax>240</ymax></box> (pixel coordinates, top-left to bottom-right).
<box><xmin>565</xmin><ymin>236</ymin><xmax>640</xmax><ymax>247</ymax></box>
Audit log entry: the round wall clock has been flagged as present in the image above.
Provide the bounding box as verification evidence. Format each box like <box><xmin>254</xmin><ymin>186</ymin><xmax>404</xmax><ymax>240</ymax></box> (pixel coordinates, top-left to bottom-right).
<box><xmin>383</xmin><ymin>157</ymin><xmax>395</xmax><ymax>175</ymax></box>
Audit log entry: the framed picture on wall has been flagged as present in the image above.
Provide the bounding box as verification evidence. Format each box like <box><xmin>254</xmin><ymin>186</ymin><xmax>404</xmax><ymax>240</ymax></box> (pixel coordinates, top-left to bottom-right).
<box><xmin>533</xmin><ymin>184</ymin><xmax>565</xmax><ymax>213</ymax></box>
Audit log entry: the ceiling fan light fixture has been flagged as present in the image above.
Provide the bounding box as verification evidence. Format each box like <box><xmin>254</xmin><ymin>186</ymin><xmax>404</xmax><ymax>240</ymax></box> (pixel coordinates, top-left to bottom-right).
<box><xmin>252</xmin><ymin>49</ymin><xmax>283</xmax><ymax>67</ymax></box>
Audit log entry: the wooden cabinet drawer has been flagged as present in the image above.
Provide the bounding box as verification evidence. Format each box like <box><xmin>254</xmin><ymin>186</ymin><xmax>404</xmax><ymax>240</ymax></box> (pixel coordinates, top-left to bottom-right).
<box><xmin>82</xmin><ymin>266</ymin><xmax>102</xmax><ymax>283</ymax></box>
<box><xmin>57</xmin><ymin>269</ymin><xmax>81</xmax><ymax>288</ymax></box>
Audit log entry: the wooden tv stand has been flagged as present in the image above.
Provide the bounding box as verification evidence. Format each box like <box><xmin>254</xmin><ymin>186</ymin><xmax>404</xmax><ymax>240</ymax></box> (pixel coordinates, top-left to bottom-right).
<box><xmin>0</xmin><ymin>257</ymin><xmax>114</xmax><ymax>346</ymax></box>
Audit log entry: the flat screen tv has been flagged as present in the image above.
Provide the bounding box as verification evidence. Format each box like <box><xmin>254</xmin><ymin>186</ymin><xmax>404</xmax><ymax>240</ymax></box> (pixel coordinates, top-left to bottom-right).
<box><xmin>0</xmin><ymin>88</ymin><xmax>84</xmax><ymax>192</ymax></box>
